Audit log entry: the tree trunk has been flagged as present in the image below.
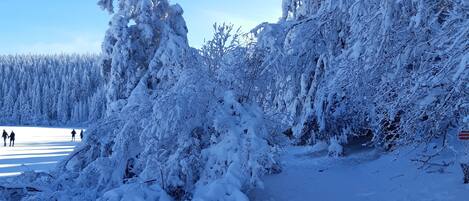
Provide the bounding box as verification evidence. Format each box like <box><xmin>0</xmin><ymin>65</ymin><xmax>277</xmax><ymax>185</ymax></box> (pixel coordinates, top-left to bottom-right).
<box><xmin>461</xmin><ymin>163</ymin><xmax>469</xmax><ymax>184</ymax></box>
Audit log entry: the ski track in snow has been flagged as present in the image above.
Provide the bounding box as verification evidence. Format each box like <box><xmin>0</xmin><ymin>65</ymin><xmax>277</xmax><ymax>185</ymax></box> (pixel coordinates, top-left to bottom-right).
<box><xmin>250</xmin><ymin>147</ymin><xmax>469</xmax><ymax>201</ymax></box>
<box><xmin>0</xmin><ymin>126</ymin><xmax>80</xmax><ymax>177</ymax></box>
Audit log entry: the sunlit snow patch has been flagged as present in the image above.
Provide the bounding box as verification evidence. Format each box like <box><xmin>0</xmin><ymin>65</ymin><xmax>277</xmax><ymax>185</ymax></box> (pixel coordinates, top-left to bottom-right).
<box><xmin>0</xmin><ymin>126</ymin><xmax>82</xmax><ymax>177</ymax></box>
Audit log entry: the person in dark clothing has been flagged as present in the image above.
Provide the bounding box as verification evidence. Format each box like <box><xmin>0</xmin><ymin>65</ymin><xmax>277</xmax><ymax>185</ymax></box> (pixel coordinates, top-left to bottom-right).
<box><xmin>71</xmin><ymin>129</ymin><xmax>76</xmax><ymax>142</ymax></box>
<box><xmin>2</xmin><ymin>130</ymin><xmax>8</xmax><ymax>147</ymax></box>
<box><xmin>9</xmin><ymin>131</ymin><xmax>15</xmax><ymax>147</ymax></box>
<box><xmin>80</xmin><ymin>130</ymin><xmax>84</xmax><ymax>140</ymax></box>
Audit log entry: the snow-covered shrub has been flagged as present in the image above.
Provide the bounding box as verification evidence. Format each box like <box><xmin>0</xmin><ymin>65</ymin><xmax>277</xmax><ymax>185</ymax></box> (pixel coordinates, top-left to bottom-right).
<box><xmin>193</xmin><ymin>91</ymin><xmax>277</xmax><ymax>201</ymax></box>
<box><xmin>310</xmin><ymin>140</ymin><xmax>328</xmax><ymax>153</ymax></box>
<box><xmin>99</xmin><ymin>183</ymin><xmax>172</xmax><ymax>201</ymax></box>
<box><xmin>328</xmin><ymin>138</ymin><xmax>344</xmax><ymax>157</ymax></box>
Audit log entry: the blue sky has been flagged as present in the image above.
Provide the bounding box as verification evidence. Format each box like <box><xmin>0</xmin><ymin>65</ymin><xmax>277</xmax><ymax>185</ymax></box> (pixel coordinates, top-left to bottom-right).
<box><xmin>0</xmin><ymin>0</ymin><xmax>281</xmax><ymax>55</ymax></box>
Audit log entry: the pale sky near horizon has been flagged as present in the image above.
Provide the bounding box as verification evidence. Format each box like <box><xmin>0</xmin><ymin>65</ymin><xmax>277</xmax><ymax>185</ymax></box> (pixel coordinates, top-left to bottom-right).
<box><xmin>0</xmin><ymin>0</ymin><xmax>282</xmax><ymax>55</ymax></box>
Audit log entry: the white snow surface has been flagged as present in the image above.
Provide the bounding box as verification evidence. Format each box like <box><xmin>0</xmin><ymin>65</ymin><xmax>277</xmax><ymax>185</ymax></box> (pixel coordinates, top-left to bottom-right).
<box><xmin>250</xmin><ymin>146</ymin><xmax>469</xmax><ymax>201</ymax></box>
<box><xmin>0</xmin><ymin>126</ymin><xmax>80</xmax><ymax>177</ymax></box>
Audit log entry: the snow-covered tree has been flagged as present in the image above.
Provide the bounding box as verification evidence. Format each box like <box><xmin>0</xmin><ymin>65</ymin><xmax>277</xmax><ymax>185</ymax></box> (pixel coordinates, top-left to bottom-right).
<box><xmin>0</xmin><ymin>54</ymin><xmax>105</xmax><ymax>126</ymax></box>
<box><xmin>201</xmin><ymin>23</ymin><xmax>242</xmax><ymax>74</ymax></box>
<box><xmin>249</xmin><ymin>0</ymin><xmax>468</xmax><ymax>151</ymax></box>
<box><xmin>8</xmin><ymin>1</ymin><xmax>277</xmax><ymax>200</ymax></box>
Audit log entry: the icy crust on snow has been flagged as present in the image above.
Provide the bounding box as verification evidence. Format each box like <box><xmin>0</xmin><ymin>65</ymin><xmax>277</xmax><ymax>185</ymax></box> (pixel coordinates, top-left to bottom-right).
<box><xmin>253</xmin><ymin>0</ymin><xmax>468</xmax><ymax>147</ymax></box>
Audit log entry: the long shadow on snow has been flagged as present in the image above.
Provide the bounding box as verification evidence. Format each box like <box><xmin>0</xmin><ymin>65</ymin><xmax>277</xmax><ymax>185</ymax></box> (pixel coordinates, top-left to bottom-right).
<box><xmin>0</xmin><ymin>161</ymin><xmax>59</xmax><ymax>173</ymax></box>
<box><xmin>17</xmin><ymin>141</ymin><xmax>79</xmax><ymax>147</ymax></box>
<box><xmin>0</xmin><ymin>151</ymin><xmax>74</xmax><ymax>158</ymax></box>
<box><xmin>0</xmin><ymin>155</ymin><xmax>70</xmax><ymax>165</ymax></box>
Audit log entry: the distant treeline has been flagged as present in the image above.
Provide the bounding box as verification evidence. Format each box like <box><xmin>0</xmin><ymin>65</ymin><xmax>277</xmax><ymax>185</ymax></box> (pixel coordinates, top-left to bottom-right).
<box><xmin>0</xmin><ymin>54</ymin><xmax>106</xmax><ymax>126</ymax></box>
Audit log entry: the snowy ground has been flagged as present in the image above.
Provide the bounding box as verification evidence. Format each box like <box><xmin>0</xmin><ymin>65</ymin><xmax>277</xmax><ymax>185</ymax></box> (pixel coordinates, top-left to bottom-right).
<box><xmin>0</xmin><ymin>126</ymin><xmax>80</xmax><ymax>177</ymax></box>
<box><xmin>250</xmin><ymin>146</ymin><xmax>469</xmax><ymax>201</ymax></box>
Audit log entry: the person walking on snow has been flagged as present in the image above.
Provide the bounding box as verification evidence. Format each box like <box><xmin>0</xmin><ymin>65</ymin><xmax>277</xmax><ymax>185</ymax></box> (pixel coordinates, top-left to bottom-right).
<box><xmin>71</xmin><ymin>129</ymin><xmax>76</xmax><ymax>142</ymax></box>
<box><xmin>9</xmin><ymin>131</ymin><xmax>15</xmax><ymax>147</ymax></box>
<box><xmin>2</xmin><ymin>130</ymin><xmax>8</xmax><ymax>147</ymax></box>
<box><xmin>80</xmin><ymin>130</ymin><xmax>84</xmax><ymax>140</ymax></box>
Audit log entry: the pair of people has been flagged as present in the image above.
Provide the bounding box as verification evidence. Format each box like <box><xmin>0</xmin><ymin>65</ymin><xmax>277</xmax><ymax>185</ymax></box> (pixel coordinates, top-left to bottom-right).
<box><xmin>2</xmin><ymin>130</ymin><xmax>15</xmax><ymax>147</ymax></box>
<box><xmin>71</xmin><ymin>129</ymin><xmax>84</xmax><ymax>142</ymax></box>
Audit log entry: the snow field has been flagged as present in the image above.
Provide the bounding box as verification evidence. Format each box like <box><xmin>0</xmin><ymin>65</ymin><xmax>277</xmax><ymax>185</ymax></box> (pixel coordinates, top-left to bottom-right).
<box><xmin>0</xmin><ymin>126</ymin><xmax>80</xmax><ymax>177</ymax></box>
